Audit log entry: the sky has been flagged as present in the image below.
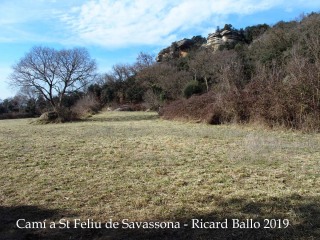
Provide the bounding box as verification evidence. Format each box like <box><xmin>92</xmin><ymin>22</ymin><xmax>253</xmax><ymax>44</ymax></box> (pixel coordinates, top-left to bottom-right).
<box><xmin>0</xmin><ymin>0</ymin><xmax>320</xmax><ymax>99</ymax></box>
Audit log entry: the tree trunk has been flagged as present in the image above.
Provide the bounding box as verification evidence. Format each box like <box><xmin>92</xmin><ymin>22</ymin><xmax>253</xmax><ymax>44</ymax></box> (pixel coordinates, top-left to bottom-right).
<box><xmin>204</xmin><ymin>76</ymin><xmax>209</xmax><ymax>92</ymax></box>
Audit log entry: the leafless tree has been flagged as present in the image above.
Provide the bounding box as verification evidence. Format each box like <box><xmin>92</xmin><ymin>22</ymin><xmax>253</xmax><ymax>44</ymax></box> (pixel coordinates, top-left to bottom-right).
<box><xmin>10</xmin><ymin>46</ymin><xmax>97</xmax><ymax>115</ymax></box>
<box><xmin>110</xmin><ymin>64</ymin><xmax>134</xmax><ymax>82</ymax></box>
<box><xmin>189</xmin><ymin>50</ymin><xmax>216</xmax><ymax>92</ymax></box>
<box><xmin>137</xmin><ymin>62</ymin><xmax>191</xmax><ymax>100</ymax></box>
<box><xmin>213</xmin><ymin>50</ymin><xmax>245</xmax><ymax>92</ymax></box>
<box><xmin>133</xmin><ymin>52</ymin><xmax>155</xmax><ymax>72</ymax></box>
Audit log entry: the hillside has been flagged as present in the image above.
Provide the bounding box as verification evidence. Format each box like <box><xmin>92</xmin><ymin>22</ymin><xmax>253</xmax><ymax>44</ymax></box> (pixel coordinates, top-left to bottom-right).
<box><xmin>154</xmin><ymin>12</ymin><xmax>320</xmax><ymax>132</ymax></box>
<box><xmin>2</xmin><ymin>12</ymin><xmax>320</xmax><ymax>131</ymax></box>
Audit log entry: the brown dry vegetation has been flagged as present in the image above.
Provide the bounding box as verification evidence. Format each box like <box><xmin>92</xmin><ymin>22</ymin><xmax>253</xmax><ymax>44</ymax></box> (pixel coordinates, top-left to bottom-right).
<box><xmin>0</xmin><ymin>111</ymin><xmax>319</xmax><ymax>239</ymax></box>
<box><xmin>160</xmin><ymin>13</ymin><xmax>320</xmax><ymax>132</ymax></box>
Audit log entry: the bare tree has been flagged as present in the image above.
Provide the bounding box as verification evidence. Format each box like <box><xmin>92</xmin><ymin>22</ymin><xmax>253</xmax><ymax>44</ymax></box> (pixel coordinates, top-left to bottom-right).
<box><xmin>137</xmin><ymin>62</ymin><xmax>191</xmax><ymax>100</ymax></box>
<box><xmin>213</xmin><ymin>50</ymin><xmax>245</xmax><ymax>92</ymax></box>
<box><xmin>110</xmin><ymin>64</ymin><xmax>133</xmax><ymax>82</ymax></box>
<box><xmin>189</xmin><ymin>50</ymin><xmax>216</xmax><ymax>92</ymax></box>
<box><xmin>10</xmin><ymin>46</ymin><xmax>97</xmax><ymax>115</ymax></box>
<box><xmin>133</xmin><ymin>52</ymin><xmax>155</xmax><ymax>72</ymax></box>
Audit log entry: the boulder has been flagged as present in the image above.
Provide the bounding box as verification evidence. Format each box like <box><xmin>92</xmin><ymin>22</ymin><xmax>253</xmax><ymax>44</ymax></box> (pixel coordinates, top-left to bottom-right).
<box><xmin>39</xmin><ymin>111</ymin><xmax>59</xmax><ymax>122</ymax></box>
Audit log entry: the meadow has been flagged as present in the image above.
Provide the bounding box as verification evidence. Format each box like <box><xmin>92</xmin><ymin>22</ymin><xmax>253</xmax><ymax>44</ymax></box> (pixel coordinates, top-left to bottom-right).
<box><xmin>0</xmin><ymin>111</ymin><xmax>319</xmax><ymax>239</ymax></box>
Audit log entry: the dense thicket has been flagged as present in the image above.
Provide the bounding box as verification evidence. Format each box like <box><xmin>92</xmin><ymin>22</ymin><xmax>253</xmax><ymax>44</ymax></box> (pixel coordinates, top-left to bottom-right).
<box><xmin>160</xmin><ymin>13</ymin><xmax>320</xmax><ymax>131</ymax></box>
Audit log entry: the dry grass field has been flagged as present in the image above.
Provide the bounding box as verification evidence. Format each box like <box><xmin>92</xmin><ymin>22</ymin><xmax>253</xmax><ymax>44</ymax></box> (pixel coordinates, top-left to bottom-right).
<box><xmin>0</xmin><ymin>111</ymin><xmax>319</xmax><ymax>239</ymax></box>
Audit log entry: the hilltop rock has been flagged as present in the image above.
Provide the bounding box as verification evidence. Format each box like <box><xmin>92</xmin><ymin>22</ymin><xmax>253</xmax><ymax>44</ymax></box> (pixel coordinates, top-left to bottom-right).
<box><xmin>156</xmin><ymin>36</ymin><xmax>206</xmax><ymax>62</ymax></box>
<box><xmin>157</xmin><ymin>25</ymin><xmax>244</xmax><ymax>62</ymax></box>
<box><xmin>204</xmin><ymin>29</ymin><xmax>243</xmax><ymax>51</ymax></box>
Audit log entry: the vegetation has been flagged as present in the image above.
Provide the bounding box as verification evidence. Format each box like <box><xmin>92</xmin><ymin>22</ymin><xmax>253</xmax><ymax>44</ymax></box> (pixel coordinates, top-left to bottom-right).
<box><xmin>159</xmin><ymin>13</ymin><xmax>320</xmax><ymax>132</ymax></box>
<box><xmin>3</xmin><ymin>13</ymin><xmax>319</xmax><ymax>131</ymax></box>
<box><xmin>183</xmin><ymin>80</ymin><xmax>202</xmax><ymax>98</ymax></box>
<box><xmin>1</xmin><ymin>11</ymin><xmax>320</xmax><ymax>240</ymax></box>
<box><xmin>8</xmin><ymin>46</ymin><xmax>97</xmax><ymax>121</ymax></box>
<box><xmin>0</xmin><ymin>111</ymin><xmax>319</xmax><ymax>239</ymax></box>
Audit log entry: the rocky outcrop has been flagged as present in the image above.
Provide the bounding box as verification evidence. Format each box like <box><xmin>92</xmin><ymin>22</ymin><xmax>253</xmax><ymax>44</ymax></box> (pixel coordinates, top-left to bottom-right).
<box><xmin>204</xmin><ymin>29</ymin><xmax>243</xmax><ymax>51</ymax></box>
<box><xmin>156</xmin><ymin>36</ymin><xmax>206</xmax><ymax>62</ymax></box>
<box><xmin>157</xmin><ymin>26</ymin><xmax>244</xmax><ymax>62</ymax></box>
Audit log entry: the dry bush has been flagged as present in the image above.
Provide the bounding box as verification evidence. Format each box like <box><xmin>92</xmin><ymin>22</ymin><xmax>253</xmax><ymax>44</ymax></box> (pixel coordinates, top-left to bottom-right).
<box><xmin>241</xmin><ymin>51</ymin><xmax>320</xmax><ymax>131</ymax></box>
<box><xmin>162</xmin><ymin>92</ymin><xmax>214</xmax><ymax>122</ymax></box>
<box><xmin>143</xmin><ymin>89</ymin><xmax>162</xmax><ymax>110</ymax></box>
<box><xmin>71</xmin><ymin>95</ymin><xmax>101</xmax><ymax>118</ymax></box>
<box><xmin>162</xmin><ymin>91</ymin><xmax>240</xmax><ymax>124</ymax></box>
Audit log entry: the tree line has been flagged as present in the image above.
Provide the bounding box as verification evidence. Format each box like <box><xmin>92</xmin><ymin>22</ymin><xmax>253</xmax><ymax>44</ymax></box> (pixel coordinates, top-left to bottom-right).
<box><xmin>2</xmin><ymin>12</ymin><xmax>320</xmax><ymax>130</ymax></box>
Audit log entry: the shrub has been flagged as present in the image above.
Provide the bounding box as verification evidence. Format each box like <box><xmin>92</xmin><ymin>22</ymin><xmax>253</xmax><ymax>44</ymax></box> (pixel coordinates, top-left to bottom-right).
<box><xmin>71</xmin><ymin>95</ymin><xmax>101</xmax><ymax>118</ymax></box>
<box><xmin>143</xmin><ymin>89</ymin><xmax>162</xmax><ymax>110</ymax></box>
<box><xmin>161</xmin><ymin>92</ymin><xmax>217</xmax><ymax>123</ymax></box>
<box><xmin>183</xmin><ymin>80</ymin><xmax>202</xmax><ymax>98</ymax></box>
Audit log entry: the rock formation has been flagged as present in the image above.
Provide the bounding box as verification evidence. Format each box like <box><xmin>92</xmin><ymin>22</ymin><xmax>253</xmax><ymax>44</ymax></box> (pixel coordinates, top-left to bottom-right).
<box><xmin>156</xmin><ymin>36</ymin><xmax>206</xmax><ymax>62</ymax></box>
<box><xmin>204</xmin><ymin>29</ymin><xmax>243</xmax><ymax>51</ymax></box>
<box><xmin>156</xmin><ymin>26</ymin><xmax>244</xmax><ymax>62</ymax></box>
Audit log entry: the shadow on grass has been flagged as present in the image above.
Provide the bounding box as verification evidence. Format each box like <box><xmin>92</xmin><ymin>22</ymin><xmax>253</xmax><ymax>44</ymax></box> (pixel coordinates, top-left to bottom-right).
<box><xmin>1</xmin><ymin>194</ymin><xmax>319</xmax><ymax>240</ymax></box>
<box><xmin>0</xmin><ymin>205</ymin><xmax>69</xmax><ymax>240</ymax></box>
<box><xmin>87</xmin><ymin>112</ymin><xmax>159</xmax><ymax>123</ymax></box>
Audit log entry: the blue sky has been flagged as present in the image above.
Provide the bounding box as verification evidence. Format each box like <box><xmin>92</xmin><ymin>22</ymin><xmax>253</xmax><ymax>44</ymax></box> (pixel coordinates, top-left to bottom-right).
<box><xmin>1</xmin><ymin>0</ymin><xmax>319</xmax><ymax>99</ymax></box>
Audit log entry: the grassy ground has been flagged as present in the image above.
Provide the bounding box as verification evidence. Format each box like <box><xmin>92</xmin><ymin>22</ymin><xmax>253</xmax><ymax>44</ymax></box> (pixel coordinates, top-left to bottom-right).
<box><xmin>0</xmin><ymin>111</ymin><xmax>319</xmax><ymax>239</ymax></box>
